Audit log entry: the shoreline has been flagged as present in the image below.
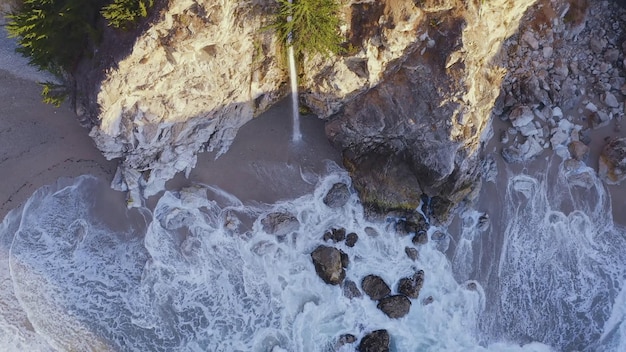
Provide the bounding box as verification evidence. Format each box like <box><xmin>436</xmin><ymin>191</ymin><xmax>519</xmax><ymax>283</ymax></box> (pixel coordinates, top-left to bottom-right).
<box><xmin>0</xmin><ymin>69</ymin><xmax>117</xmax><ymax>220</ymax></box>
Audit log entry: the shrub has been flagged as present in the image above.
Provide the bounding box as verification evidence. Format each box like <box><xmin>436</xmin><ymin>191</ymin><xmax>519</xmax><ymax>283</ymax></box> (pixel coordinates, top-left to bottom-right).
<box><xmin>40</xmin><ymin>81</ymin><xmax>68</xmax><ymax>107</ymax></box>
<box><xmin>101</xmin><ymin>0</ymin><xmax>153</xmax><ymax>29</ymax></box>
<box><xmin>269</xmin><ymin>0</ymin><xmax>344</xmax><ymax>59</ymax></box>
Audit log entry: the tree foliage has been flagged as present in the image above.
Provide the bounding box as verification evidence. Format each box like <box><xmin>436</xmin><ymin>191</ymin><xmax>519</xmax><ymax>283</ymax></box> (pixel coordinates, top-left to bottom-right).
<box><xmin>269</xmin><ymin>0</ymin><xmax>344</xmax><ymax>59</ymax></box>
<box><xmin>101</xmin><ymin>0</ymin><xmax>153</xmax><ymax>29</ymax></box>
<box><xmin>6</xmin><ymin>0</ymin><xmax>103</xmax><ymax>74</ymax></box>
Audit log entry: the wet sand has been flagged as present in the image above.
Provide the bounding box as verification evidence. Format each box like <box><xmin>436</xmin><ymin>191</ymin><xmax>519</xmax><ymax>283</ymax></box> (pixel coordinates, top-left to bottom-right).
<box><xmin>0</xmin><ymin>70</ymin><xmax>117</xmax><ymax>219</ymax></box>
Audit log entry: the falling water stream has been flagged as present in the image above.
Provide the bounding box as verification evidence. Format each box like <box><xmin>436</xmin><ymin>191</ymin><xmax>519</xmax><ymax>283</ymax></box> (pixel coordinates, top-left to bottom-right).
<box><xmin>287</xmin><ymin>0</ymin><xmax>301</xmax><ymax>143</ymax></box>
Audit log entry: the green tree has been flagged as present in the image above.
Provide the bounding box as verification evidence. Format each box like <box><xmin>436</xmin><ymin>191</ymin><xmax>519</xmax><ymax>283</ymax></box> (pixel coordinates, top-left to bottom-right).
<box><xmin>6</xmin><ymin>0</ymin><xmax>103</xmax><ymax>75</ymax></box>
<box><xmin>101</xmin><ymin>0</ymin><xmax>154</xmax><ymax>29</ymax></box>
<box><xmin>269</xmin><ymin>0</ymin><xmax>344</xmax><ymax>59</ymax></box>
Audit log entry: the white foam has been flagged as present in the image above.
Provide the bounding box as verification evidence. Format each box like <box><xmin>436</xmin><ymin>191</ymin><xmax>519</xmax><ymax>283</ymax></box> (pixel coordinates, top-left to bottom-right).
<box><xmin>1</xmin><ymin>168</ymin><xmax>621</xmax><ymax>351</ymax></box>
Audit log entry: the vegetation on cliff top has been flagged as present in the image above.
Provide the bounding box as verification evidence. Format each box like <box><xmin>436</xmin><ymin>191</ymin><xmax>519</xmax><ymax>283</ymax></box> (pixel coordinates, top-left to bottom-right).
<box><xmin>6</xmin><ymin>0</ymin><xmax>154</xmax><ymax>106</ymax></box>
<box><xmin>269</xmin><ymin>0</ymin><xmax>344</xmax><ymax>59</ymax></box>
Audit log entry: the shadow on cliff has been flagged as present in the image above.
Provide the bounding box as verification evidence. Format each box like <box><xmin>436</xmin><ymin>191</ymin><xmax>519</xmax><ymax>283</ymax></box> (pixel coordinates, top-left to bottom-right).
<box><xmin>324</xmin><ymin>3</ymin><xmax>471</xmax><ymax>223</ymax></box>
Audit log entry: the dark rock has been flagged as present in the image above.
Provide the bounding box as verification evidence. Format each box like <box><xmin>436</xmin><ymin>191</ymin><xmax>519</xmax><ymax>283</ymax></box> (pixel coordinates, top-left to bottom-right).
<box><xmin>325</xmin><ymin>17</ymin><xmax>481</xmax><ymax>222</ymax></box>
<box><xmin>336</xmin><ymin>334</ymin><xmax>357</xmax><ymax>349</ymax></box>
<box><xmin>477</xmin><ymin>213</ymin><xmax>490</xmax><ymax>231</ymax></box>
<box><xmin>599</xmin><ymin>137</ymin><xmax>626</xmax><ymax>184</ymax></box>
<box><xmin>377</xmin><ymin>295</ymin><xmax>412</xmax><ymax>318</ymax></box>
<box><xmin>466</xmin><ymin>281</ymin><xmax>478</xmax><ymax>290</ymax></box>
<box><xmin>346</xmin><ymin>232</ymin><xmax>359</xmax><ymax>247</ymax></box>
<box><xmin>323</xmin><ymin>228</ymin><xmax>347</xmax><ymax>242</ymax></box>
<box><xmin>361</xmin><ymin>275</ymin><xmax>391</xmax><ymax>300</ymax></box>
<box><xmin>394</xmin><ymin>212</ymin><xmax>429</xmax><ymax>236</ymax></box>
<box><xmin>412</xmin><ymin>230</ymin><xmax>428</xmax><ymax>245</ymax></box>
<box><xmin>358</xmin><ymin>330</ymin><xmax>390</xmax><ymax>352</ymax></box>
<box><xmin>323</xmin><ymin>183</ymin><xmax>351</xmax><ymax>208</ymax></box>
<box><xmin>404</xmin><ymin>247</ymin><xmax>418</xmax><ymax>261</ymax></box>
<box><xmin>569</xmin><ymin>141</ymin><xmax>590</xmax><ymax>161</ymax></box>
<box><xmin>311</xmin><ymin>245</ymin><xmax>346</xmax><ymax>285</ymax></box>
<box><xmin>261</xmin><ymin>212</ymin><xmax>299</xmax><ymax>236</ymax></box>
<box><xmin>422</xmin><ymin>296</ymin><xmax>434</xmax><ymax>305</ymax></box>
<box><xmin>343</xmin><ymin>279</ymin><xmax>362</xmax><ymax>299</ymax></box>
<box><xmin>397</xmin><ymin>270</ymin><xmax>425</xmax><ymax>299</ymax></box>
<box><xmin>340</xmin><ymin>251</ymin><xmax>350</xmax><ymax>269</ymax></box>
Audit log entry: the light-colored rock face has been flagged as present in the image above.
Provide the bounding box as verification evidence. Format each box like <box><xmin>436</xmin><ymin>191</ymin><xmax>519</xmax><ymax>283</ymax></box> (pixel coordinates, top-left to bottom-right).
<box><xmin>88</xmin><ymin>0</ymin><xmax>427</xmax><ymax>200</ymax></box>
<box><xmin>90</xmin><ymin>0</ymin><xmax>287</xmax><ymax>198</ymax></box>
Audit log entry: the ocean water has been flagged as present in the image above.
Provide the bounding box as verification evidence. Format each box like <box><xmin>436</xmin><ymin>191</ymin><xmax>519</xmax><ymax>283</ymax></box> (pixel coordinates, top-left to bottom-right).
<box><xmin>2</xmin><ymin>154</ymin><xmax>624</xmax><ymax>351</ymax></box>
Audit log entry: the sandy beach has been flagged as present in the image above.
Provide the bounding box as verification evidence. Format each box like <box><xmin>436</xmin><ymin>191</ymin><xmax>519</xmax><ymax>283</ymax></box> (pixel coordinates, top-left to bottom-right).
<box><xmin>0</xmin><ymin>72</ymin><xmax>117</xmax><ymax>221</ymax></box>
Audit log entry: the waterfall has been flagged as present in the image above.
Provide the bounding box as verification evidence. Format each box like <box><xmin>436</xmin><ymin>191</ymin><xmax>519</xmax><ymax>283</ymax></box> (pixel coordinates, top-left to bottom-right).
<box><xmin>287</xmin><ymin>1</ymin><xmax>301</xmax><ymax>142</ymax></box>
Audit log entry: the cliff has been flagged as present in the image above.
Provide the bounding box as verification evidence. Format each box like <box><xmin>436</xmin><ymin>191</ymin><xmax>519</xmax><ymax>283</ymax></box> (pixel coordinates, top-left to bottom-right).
<box><xmin>77</xmin><ymin>0</ymin><xmax>547</xmax><ymax>217</ymax></box>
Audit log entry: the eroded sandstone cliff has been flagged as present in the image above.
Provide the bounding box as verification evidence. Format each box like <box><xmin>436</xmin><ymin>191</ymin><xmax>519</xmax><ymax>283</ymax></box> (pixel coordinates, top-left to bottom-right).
<box><xmin>78</xmin><ymin>0</ymin><xmax>593</xmax><ymax>220</ymax></box>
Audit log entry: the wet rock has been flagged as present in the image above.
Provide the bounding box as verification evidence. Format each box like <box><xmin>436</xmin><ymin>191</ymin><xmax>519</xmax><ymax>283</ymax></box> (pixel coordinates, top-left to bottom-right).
<box><xmin>346</xmin><ymin>232</ymin><xmax>359</xmax><ymax>247</ymax></box>
<box><xmin>343</xmin><ymin>280</ymin><xmax>362</xmax><ymax>299</ymax></box>
<box><xmin>323</xmin><ymin>183</ymin><xmax>351</xmax><ymax>208</ymax></box>
<box><xmin>358</xmin><ymin>330</ymin><xmax>390</xmax><ymax>352</ymax></box>
<box><xmin>377</xmin><ymin>295</ymin><xmax>412</xmax><ymax>319</ymax></box>
<box><xmin>599</xmin><ymin>137</ymin><xmax>626</xmax><ymax>184</ymax></box>
<box><xmin>336</xmin><ymin>334</ymin><xmax>357</xmax><ymax>349</ymax></box>
<box><xmin>466</xmin><ymin>281</ymin><xmax>478</xmax><ymax>290</ymax></box>
<box><xmin>503</xmin><ymin>137</ymin><xmax>544</xmax><ymax>163</ymax></box>
<box><xmin>569</xmin><ymin>141</ymin><xmax>590</xmax><ymax>161</ymax></box>
<box><xmin>394</xmin><ymin>212</ymin><xmax>429</xmax><ymax>236</ymax></box>
<box><xmin>311</xmin><ymin>245</ymin><xmax>346</xmax><ymax>285</ymax></box>
<box><xmin>397</xmin><ymin>270</ymin><xmax>425</xmax><ymax>299</ymax></box>
<box><xmin>340</xmin><ymin>251</ymin><xmax>350</xmax><ymax>269</ymax></box>
<box><xmin>323</xmin><ymin>228</ymin><xmax>346</xmax><ymax>242</ymax></box>
<box><xmin>361</xmin><ymin>275</ymin><xmax>391</xmax><ymax>300</ymax></box>
<box><xmin>477</xmin><ymin>213</ymin><xmax>490</xmax><ymax>231</ymax></box>
<box><xmin>422</xmin><ymin>296</ymin><xmax>434</xmax><ymax>305</ymax></box>
<box><xmin>405</xmin><ymin>247</ymin><xmax>418</xmax><ymax>261</ymax></box>
<box><xmin>412</xmin><ymin>230</ymin><xmax>428</xmax><ymax>245</ymax></box>
<box><xmin>261</xmin><ymin>212</ymin><xmax>299</xmax><ymax>236</ymax></box>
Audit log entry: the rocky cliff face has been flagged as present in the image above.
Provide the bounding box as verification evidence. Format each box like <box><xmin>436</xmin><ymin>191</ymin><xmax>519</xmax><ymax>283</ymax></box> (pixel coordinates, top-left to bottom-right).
<box><xmin>326</xmin><ymin>0</ymin><xmax>537</xmax><ymax>221</ymax></box>
<box><xmin>79</xmin><ymin>0</ymin><xmax>424</xmax><ymax>202</ymax></box>
<box><xmin>79</xmin><ymin>0</ymin><xmax>580</xmax><ymax>219</ymax></box>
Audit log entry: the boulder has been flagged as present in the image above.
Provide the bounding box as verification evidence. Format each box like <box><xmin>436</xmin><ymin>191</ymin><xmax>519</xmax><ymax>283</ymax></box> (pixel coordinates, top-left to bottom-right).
<box><xmin>358</xmin><ymin>330</ymin><xmax>390</xmax><ymax>352</ymax></box>
<box><xmin>261</xmin><ymin>212</ymin><xmax>299</xmax><ymax>236</ymax></box>
<box><xmin>343</xmin><ymin>279</ymin><xmax>362</xmax><ymax>299</ymax></box>
<box><xmin>311</xmin><ymin>246</ymin><xmax>346</xmax><ymax>285</ymax></box>
<box><xmin>361</xmin><ymin>275</ymin><xmax>391</xmax><ymax>300</ymax></box>
<box><xmin>404</xmin><ymin>247</ymin><xmax>418</xmax><ymax>261</ymax></box>
<box><xmin>509</xmin><ymin>106</ymin><xmax>535</xmax><ymax>128</ymax></box>
<box><xmin>599</xmin><ymin>137</ymin><xmax>626</xmax><ymax>184</ymax></box>
<box><xmin>377</xmin><ymin>295</ymin><xmax>412</xmax><ymax>318</ymax></box>
<box><xmin>569</xmin><ymin>141</ymin><xmax>590</xmax><ymax>161</ymax></box>
<box><xmin>323</xmin><ymin>228</ymin><xmax>346</xmax><ymax>242</ymax></box>
<box><xmin>397</xmin><ymin>270</ymin><xmax>425</xmax><ymax>299</ymax></box>
<box><xmin>336</xmin><ymin>334</ymin><xmax>357</xmax><ymax>349</ymax></box>
<box><xmin>412</xmin><ymin>230</ymin><xmax>428</xmax><ymax>245</ymax></box>
<box><xmin>604</xmin><ymin>92</ymin><xmax>620</xmax><ymax>108</ymax></box>
<box><xmin>345</xmin><ymin>232</ymin><xmax>359</xmax><ymax>247</ymax></box>
<box><xmin>323</xmin><ymin>183</ymin><xmax>351</xmax><ymax>208</ymax></box>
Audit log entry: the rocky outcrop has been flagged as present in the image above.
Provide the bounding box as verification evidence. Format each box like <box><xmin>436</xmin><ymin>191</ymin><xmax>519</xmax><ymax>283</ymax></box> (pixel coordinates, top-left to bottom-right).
<box><xmin>361</xmin><ymin>275</ymin><xmax>390</xmax><ymax>300</ymax></box>
<box><xmin>77</xmin><ymin>0</ymin><xmax>428</xmax><ymax>202</ymax></box>
<box><xmin>311</xmin><ymin>245</ymin><xmax>347</xmax><ymax>285</ymax></box>
<box><xmin>325</xmin><ymin>0</ymin><xmax>537</xmax><ymax>222</ymax></box>
<box><xmin>261</xmin><ymin>212</ymin><xmax>299</xmax><ymax>236</ymax></box>
<box><xmin>377</xmin><ymin>295</ymin><xmax>411</xmax><ymax>319</ymax></box>
<box><xmin>497</xmin><ymin>0</ymin><xmax>625</xmax><ymax>164</ymax></box>
<box><xmin>397</xmin><ymin>270</ymin><xmax>425</xmax><ymax>299</ymax></box>
<box><xmin>600</xmin><ymin>137</ymin><xmax>626</xmax><ymax>184</ymax></box>
<box><xmin>358</xmin><ymin>329</ymin><xmax>390</xmax><ymax>352</ymax></box>
<box><xmin>323</xmin><ymin>183</ymin><xmax>351</xmax><ymax>208</ymax></box>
